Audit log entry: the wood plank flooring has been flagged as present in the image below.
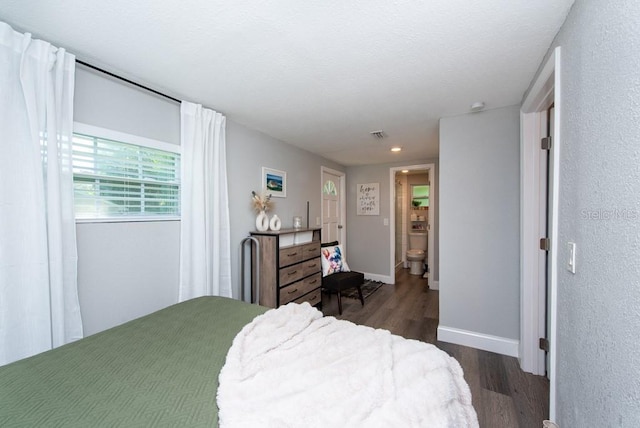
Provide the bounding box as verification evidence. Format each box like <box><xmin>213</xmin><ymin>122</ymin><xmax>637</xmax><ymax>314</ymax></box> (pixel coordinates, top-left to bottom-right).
<box><xmin>320</xmin><ymin>268</ymin><xmax>549</xmax><ymax>428</ymax></box>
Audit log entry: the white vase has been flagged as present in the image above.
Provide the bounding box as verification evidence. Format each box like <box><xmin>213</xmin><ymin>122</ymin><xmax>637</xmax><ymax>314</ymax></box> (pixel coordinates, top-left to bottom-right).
<box><xmin>269</xmin><ymin>214</ymin><xmax>282</xmax><ymax>231</ymax></box>
<box><xmin>255</xmin><ymin>210</ymin><xmax>269</xmax><ymax>231</ymax></box>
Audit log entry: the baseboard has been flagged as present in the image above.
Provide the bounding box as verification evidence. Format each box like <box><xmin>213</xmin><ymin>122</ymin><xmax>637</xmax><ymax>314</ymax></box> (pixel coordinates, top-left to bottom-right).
<box><xmin>437</xmin><ymin>325</ymin><xmax>519</xmax><ymax>357</ymax></box>
<box><xmin>431</xmin><ymin>280</ymin><xmax>439</xmax><ymax>290</ymax></box>
<box><xmin>363</xmin><ymin>272</ymin><xmax>393</xmax><ymax>284</ymax></box>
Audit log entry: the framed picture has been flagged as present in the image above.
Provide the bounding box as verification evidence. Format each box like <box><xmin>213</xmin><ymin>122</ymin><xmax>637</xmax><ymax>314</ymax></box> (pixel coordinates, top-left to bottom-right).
<box><xmin>357</xmin><ymin>182</ymin><xmax>379</xmax><ymax>215</ymax></box>
<box><xmin>262</xmin><ymin>167</ymin><xmax>287</xmax><ymax>198</ymax></box>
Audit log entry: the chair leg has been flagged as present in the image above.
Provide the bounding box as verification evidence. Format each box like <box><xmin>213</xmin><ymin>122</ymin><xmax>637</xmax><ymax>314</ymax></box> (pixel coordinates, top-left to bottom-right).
<box><xmin>337</xmin><ymin>291</ymin><xmax>343</xmax><ymax>315</ymax></box>
<box><xmin>357</xmin><ymin>285</ymin><xmax>365</xmax><ymax>306</ymax></box>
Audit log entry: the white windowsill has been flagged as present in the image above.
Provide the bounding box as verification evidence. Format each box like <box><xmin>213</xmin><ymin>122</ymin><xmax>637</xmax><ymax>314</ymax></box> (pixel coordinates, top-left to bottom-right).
<box><xmin>75</xmin><ymin>216</ymin><xmax>180</xmax><ymax>224</ymax></box>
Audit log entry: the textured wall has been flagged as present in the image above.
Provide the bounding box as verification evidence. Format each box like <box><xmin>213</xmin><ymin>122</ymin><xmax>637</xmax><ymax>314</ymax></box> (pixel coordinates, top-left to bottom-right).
<box><xmin>528</xmin><ymin>0</ymin><xmax>640</xmax><ymax>425</ymax></box>
<box><xmin>439</xmin><ymin>106</ymin><xmax>520</xmax><ymax>340</ymax></box>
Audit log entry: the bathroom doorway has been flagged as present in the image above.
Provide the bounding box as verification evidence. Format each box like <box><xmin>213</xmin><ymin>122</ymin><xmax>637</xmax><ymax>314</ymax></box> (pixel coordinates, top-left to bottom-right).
<box><xmin>388</xmin><ymin>163</ymin><xmax>436</xmax><ymax>287</ymax></box>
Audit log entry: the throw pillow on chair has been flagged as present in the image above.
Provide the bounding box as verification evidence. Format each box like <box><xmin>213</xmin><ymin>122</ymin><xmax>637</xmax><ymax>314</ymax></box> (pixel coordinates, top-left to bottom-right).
<box><xmin>320</xmin><ymin>242</ymin><xmax>364</xmax><ymax>315</ymax></box>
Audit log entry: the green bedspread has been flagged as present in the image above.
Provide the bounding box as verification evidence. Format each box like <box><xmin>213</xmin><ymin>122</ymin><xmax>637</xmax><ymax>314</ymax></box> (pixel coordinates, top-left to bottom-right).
<box><xmin>0</xmin><ymin>296</ymin><xmax>267</xmax><ymax>427</ymax></box>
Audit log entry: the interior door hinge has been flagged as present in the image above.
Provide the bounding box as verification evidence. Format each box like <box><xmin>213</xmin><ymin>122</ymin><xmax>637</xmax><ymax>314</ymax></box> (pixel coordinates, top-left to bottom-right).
<box><xmin>540</xmin><ymin>237</ymin><xmax>550</xmax><ymax>251</ymax></box>
<box><xmin>541</xmin><ymin>136</ymin><xmax>552</xmax><ymax>150</ymax></box>
<box><xmin>539</xmin><ymin>337</ymin><xmax>550</xmax><ymax>352</ymax></box>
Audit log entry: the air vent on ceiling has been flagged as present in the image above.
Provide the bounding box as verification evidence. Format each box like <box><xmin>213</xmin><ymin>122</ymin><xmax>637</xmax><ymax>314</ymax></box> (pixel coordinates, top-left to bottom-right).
<box><xmin>370</xmin><ymin>130</ymin><xmax>386</xmax><ymax>139</ymax></box>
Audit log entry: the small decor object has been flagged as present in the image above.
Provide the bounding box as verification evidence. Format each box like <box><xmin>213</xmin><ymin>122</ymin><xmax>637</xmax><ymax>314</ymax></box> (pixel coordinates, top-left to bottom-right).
<box><xmin>293</xmin><ymin>216</ymin><xmax>302</xmax><ymax>229</ymax></box>
<box><xmin>256</xmin><ymin>211</ymin><xmax>269</xmax><ymax>231</ymax></box>
<box><xmin>262</xmin><ymin>167</ymin><xmax>286</xmax><ymax>198</ymax></box>
<box><xmin>320</xmin><ymin>244</ymin><xmax>351</xmax><ymax>277</ymax></box>
<box><xmin>252</xmin><ymin>191</ymin><xmax>273</xmax><ymax>232</ymax></box>
<box><xmin>357</xmin><ymin>182</ymin><xmax>379</xmax><ymax>215</ymax></box>
<box><xmin>269</xmin><ymin>215</ymin><xmax>282</xmax><ymax>231</ymax></box>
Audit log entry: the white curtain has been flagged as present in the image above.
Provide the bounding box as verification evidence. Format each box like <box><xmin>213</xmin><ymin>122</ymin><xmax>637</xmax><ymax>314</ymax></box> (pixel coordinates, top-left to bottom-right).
<box><xmin>179</xmin><ymin>102</ymin><xmax>232</xmax><ymax>300</ymax></box>
<box><xmin>0</xmin><ymin>22</ymin><xmax>83</xmax><ymax>366</ymax></box>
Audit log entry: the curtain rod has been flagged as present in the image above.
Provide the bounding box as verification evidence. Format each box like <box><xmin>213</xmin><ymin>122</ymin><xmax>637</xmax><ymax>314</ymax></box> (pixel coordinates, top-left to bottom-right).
<box><xmin>76</xmin><ymin>59</ymin><xmax>181</xmax><ymax>104</ymax></box>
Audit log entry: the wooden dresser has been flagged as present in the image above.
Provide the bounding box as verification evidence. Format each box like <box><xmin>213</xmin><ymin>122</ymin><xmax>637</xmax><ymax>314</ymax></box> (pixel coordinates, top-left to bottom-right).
<box><xmin>250</xmin><ymin>228</ymin><xmax>322</xmax><ymax>308</ymax></box>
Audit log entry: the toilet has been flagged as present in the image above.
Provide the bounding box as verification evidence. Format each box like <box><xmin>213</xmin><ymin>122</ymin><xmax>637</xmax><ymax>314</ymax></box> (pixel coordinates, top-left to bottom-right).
<box><xmin>407</xmin><ymin>232</ymin><xmax>427</xmax><ymax>276</ymax></box>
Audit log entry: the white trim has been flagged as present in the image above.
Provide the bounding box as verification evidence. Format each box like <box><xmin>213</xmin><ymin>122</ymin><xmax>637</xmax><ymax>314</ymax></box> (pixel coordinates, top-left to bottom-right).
<box><xmin>520</xmin><ymin>46</ymin><xmax>561</xmax><ymax>421</ymax></box>
<box><xmin>388</xmin><ymin>164</ymin><xmax>435</xmax><ymax>285</ymax></box>
<box><xmin>362</xmin><ymin>272</ymin><xmax>393</xmax><ymax>284</ymax></box>
<box><xmin>73</xmin><ymin>122</ymin><xmax>180</xmax><ymax>153</ymax></box>
<box><xmin>431</xmin><ymin>280</ymin><xmax>439</xmax><ymax>290</ymax></box>
<box><xmin>437</xmin><ymin>326</ymin><xmax>520</xmax><ymax>357</ymax></box>
<box><xmin>75</xmin><ymin>216</ymin><xmax>180</xmax><ymax>224</ymax></box>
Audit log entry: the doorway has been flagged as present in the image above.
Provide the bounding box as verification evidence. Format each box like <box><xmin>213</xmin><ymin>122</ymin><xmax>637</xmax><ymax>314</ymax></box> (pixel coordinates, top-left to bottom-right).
<box><xmin>520</xmin><ymin>47</ymin><xmax>561</xmax><ymax>420</ymax></box>
<box><xmin>321</xmin><ymin>166</ymin><xmax>346</xmax><ymax>246</ymax></box>
<box><xmin>389</xmin><ymin>163</ymin><xmax>435</xmax><ymax>286</ymax></box>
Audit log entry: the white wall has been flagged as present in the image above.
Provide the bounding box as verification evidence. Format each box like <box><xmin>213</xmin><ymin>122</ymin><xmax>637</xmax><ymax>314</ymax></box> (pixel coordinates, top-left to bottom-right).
<box><xmin>74</xmin><ymin>66</ymin><xmax>342</xmax><ymax>334</ymax></box>
<box><xmin>527</xmin><ymin>1</ymin><xmax>640</xmax><ymax>425</ymax></box>
<box><xmin>346</xmin><ymin>159</ymin><xmax>439</xmax><ymax>282</ymax></box>
<box><xmin>438</xmin><ymin>106</ymin><xmax>520</xmax><ymax>350</ymax></box>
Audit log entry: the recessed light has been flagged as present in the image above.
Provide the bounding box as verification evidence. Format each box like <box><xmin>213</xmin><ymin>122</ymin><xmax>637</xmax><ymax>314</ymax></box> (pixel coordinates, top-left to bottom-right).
<box><xmin>401</xmin><ymin>169</ymin><xmax>409</xmax><ymax>173</ymax></box>
<box><xmin>470</xmin><ymin>101</ymin><xmax>485</xmax><ymax>112</ymax></box>
<box><xmin>390</xmin><ymin>147</ymin><xmax>402</xmax><ymax>152</ymax></box>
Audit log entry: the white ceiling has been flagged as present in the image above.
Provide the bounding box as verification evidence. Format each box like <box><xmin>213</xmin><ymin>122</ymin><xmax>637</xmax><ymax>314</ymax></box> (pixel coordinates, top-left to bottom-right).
<box><xmin>2</xmin><ymin>0</ymin><xmax>574</xmax><ymax>166</ymax></box>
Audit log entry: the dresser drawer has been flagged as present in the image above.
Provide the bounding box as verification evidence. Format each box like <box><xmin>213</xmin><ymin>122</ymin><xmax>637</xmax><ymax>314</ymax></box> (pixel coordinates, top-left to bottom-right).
<box><xmin>295</xmin><ymin>288</ymin><xmax>321</xmax><ymax>307</ymax></box>
<box><xmin>279</xmin><ymin>246</ymin><xmax>303</xmax><ymax>267</ymax></box>
<box><xmin>279</xmin><ymin>273</ymin><xmax>321</xmax><ymax>305</ymax></box>
<box><xmin>301</xmin><ymin>257</ymin><xmax>321</xmax><ymax>277</ymax></box>
<box><xmin>302</xmin><ymin>242</ymin><xmax>320</xmax><ymax>260</ymax></box>
<box><xmin>279</xmin><ymin>263</ymin><xmax>304</xmax><ymax>286</ymax></box>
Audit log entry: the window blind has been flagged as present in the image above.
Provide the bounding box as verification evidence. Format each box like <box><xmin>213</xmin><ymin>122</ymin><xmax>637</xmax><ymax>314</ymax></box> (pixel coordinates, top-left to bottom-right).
<box><xmin>72</xmin><ymin>133</ymin><xmax>180</xmax><ymax>219</ymax></box>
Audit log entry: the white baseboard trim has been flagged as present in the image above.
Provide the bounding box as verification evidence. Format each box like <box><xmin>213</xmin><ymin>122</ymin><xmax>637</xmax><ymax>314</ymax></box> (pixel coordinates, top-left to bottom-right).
<box><xmin>431</xmin><ymin>280</ymin><xmax>439</xmax><ymax>290</ymax></box>
<box><xmin>437</xmin><ymin>325</ymin><xmax>519</xmax><ymax>357</ymax></box>
<box><xmin>363</xmin><ymin>272</ymin><xmax>393</xmax><ymax>284</ymax></box>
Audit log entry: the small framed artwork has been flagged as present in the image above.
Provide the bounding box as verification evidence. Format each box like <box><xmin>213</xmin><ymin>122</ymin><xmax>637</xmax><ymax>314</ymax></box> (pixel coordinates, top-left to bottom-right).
<box><xmin>262</xmin><ymin>167</ymin><xmax>287</xmax><ymax>198</ymax></box>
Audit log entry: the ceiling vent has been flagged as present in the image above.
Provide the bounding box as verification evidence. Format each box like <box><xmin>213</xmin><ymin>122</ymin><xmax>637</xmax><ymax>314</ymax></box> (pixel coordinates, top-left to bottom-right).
<box><xmin>370</xmin><ymin>130</ymin><xmax>386</xmax><ymax>139</ymax></box>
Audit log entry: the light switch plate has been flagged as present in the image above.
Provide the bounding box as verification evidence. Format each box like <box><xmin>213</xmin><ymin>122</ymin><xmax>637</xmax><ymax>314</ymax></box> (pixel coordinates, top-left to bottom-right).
<box><xmin>383</xmin><ymin>218</ymin><xmax>389</xmax><ymax>226</ymax></box>
<box><xmin>568</xmin><ymin>242</ymin><xmax>576</xmax><ymax>274</ymax></box>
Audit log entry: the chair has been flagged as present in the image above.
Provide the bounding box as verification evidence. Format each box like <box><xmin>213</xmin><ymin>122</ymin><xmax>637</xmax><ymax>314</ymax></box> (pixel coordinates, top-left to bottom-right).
<box><xmin>320</xmin><ymin>242</ymin><xmax>365</xmax><ymax>315</ymax></box>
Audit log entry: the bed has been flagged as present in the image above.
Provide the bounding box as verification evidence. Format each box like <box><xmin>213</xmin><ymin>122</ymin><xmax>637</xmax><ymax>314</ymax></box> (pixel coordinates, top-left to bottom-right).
<box><xmin>0</xmin><ymin>297</ymin><xmax>477</xmax><ymax>427</ymax></box>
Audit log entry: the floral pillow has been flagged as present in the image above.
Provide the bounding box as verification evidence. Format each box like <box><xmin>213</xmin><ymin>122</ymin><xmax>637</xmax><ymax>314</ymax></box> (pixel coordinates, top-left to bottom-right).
<box><xmin>321</xmin><ymin>245</ymin><xmax>350</xmax><ymax>277</ymax></box>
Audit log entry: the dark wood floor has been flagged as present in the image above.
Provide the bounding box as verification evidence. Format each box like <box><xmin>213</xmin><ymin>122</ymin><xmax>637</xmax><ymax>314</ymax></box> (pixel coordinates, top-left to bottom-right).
<box><xmin>321</xmin><ymin>268</ymin><xmax>549</xmax><ymax>428</ymax></box>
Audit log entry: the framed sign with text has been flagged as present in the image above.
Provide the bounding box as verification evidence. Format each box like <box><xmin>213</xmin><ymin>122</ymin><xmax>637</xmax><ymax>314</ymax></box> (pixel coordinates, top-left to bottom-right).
<box><xmin>357</xmin><ymin>182</ymin><xmax>379</xmax><ymax>215</ymax></box>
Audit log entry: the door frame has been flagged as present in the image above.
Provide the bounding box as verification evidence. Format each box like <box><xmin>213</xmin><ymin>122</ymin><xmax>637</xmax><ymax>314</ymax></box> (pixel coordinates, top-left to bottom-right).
<box><xmin>520</xmin><ymin>47</ymin><xmax>561</xmax><ymax>420</ymax></box>
<box><xmin>320</xmin><ymin>166</ymin><xmax>346</xmax><ymax>248</ymax></box>
<box><xmin>389</xmin><ymin>163</ymin><xmax>435</xmax><ymax>285</ymax></box>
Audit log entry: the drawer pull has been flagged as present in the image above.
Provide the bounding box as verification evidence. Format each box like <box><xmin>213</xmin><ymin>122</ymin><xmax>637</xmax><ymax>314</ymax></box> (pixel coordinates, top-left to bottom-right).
<box><xmin>309</xmin><ymin>279</ymin><xmax>317</xmax><ymax>284</ymax></box>
<box><xmin>287</xmin><ymin>288</ymin><xmax>298</xmax><ymax>294</ymax></box>
<box><xmin>287</xmin><ymin>252</ymin><xmax>298</xmax><ymax>257</ymax></box>
<box><xmin>287</xmin><ymin>270</ymin><xmax>298</xmax><ymax>275</ymax></box>
<box><xmin>308</xmin><ymin>263</ymin><xmax>316</xmax><ymax>267</ymax></box>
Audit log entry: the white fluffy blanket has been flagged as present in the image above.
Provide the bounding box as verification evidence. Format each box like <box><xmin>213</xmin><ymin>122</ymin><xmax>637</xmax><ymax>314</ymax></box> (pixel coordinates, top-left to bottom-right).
<box><xmin>217</xmin><ymin>303</ymin><xmax>478</xmax><ymax>427</ymax></box>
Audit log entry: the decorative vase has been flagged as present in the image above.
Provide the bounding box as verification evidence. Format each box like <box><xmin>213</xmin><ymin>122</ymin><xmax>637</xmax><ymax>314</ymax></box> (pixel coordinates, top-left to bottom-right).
<box><xmin>255</xmin><ymin>210</ymin><xmax>269</xmax><ymax>231</ymax></box>
<box><xmin>269</xmin><ymin>214</ymin><xmax>282</xmax><ymax>231</ymax></box>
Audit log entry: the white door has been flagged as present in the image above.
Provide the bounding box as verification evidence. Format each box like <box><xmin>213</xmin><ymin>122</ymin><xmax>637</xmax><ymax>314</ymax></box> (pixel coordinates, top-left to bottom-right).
<box><xmin>321</xmin><ymin>168</ymin><xmax>345</xmax><ymax>245</ymax></box>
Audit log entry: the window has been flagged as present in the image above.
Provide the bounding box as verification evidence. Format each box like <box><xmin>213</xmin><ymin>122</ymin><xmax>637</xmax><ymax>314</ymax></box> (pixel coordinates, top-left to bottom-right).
<box><xmin>411</xmin><ymin>184</ymin><xmax>429</xmax><ymax>208</ymax></box>
<box><xmin>72</xmin><ymin>124</ymin><xmax>181</xmax><ymax>221</ymax></box>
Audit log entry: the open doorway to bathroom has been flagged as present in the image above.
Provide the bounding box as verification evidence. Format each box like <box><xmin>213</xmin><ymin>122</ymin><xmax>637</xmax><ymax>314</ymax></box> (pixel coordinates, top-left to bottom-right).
<box><xmin>389</xmin><ymin>164</ymin><xmax>436</xmax><ymax>287</ymax></box>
